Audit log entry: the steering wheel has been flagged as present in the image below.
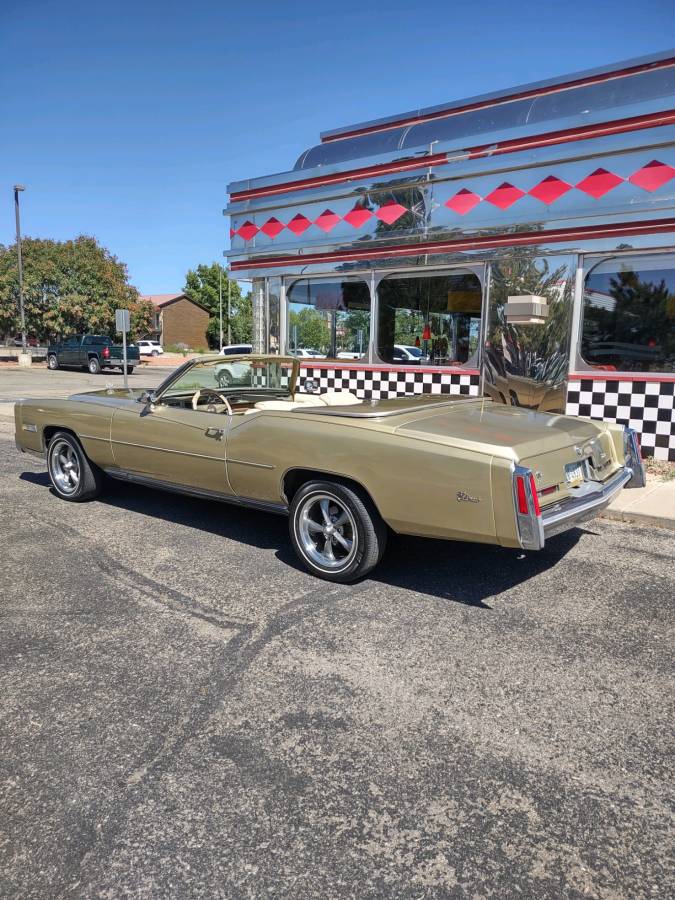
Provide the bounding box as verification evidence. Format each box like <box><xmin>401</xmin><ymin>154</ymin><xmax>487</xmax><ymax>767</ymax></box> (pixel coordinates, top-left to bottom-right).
<box><xmin>191</xmin><ymin>388</ymin><xmax>232</xmax><ymax>415</ymax></box>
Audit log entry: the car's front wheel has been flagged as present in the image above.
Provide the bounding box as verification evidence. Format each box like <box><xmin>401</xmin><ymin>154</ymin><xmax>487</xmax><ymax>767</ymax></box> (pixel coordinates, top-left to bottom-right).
<box><xmin>289</xmin><ymin>480</ymin><xmax>387</xmax><ymax>582</ymax></box>
<box><xmin>47</xmin><ymin>432</ymin><xmax>104</xmax><ymax>502</ymax></box>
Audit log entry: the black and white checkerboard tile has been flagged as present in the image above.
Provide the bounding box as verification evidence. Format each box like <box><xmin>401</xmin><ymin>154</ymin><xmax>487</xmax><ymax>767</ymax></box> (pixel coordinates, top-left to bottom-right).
<box><xmin>566</xmin><ymin>378</ymin><xmax>675</xmax><ymax>462</ymax></box>
<box><xmin>298</xmin><ymin>366</ymin><xmax>481</xmax><ymax>400</ymax></box>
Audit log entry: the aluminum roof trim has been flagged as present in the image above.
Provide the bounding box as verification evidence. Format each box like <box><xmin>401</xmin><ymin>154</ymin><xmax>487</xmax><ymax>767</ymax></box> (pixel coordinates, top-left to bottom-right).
<box><xmin>319</xmin><ymin>49</ymin><xmax>675</xmax><ymax>142</ymax></box>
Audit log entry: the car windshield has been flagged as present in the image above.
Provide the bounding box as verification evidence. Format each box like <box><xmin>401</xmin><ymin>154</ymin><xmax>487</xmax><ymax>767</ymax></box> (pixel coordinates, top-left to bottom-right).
<box><xmin>160</xmin><ymin>356</ymin><xmax>298</xmax><ymax>397</ymax></box>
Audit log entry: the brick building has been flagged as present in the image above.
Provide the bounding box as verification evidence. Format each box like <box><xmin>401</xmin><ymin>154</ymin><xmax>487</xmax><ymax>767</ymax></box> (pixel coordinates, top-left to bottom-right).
<box><xmin>141</xmin><ymin>294</ymin><xmax>210</xmax><ymax>349</ymax></box>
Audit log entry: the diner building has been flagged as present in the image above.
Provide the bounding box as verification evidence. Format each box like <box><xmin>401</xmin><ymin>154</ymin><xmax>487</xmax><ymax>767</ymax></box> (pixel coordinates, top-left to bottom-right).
<box><xmin>226</xmin><ymin>51</ymin><xmax>675</xmax><ymax>461</ymax></box>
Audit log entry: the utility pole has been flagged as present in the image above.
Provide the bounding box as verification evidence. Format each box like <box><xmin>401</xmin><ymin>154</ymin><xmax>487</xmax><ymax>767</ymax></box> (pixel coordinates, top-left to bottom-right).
<box><xmin>13</xmin><ymin>185</ymin><xmax>27</xmax><ymax>354</ymax></box>
<box><xmin>219</xmin><ymin>265</ymin><xmax>224</xmax><ymax>351</ymax></box>
<box><xmin>227</xmin><ymin>275</ymin><xmax>232</xmax><ymax>345</ymax></box>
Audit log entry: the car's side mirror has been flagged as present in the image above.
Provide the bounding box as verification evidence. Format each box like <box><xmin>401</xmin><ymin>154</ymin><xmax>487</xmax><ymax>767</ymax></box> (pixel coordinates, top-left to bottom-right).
<box><xmin>139</xmin><ymin>390</ymin><xmax>157</xmax><ymax>409</ymax></box>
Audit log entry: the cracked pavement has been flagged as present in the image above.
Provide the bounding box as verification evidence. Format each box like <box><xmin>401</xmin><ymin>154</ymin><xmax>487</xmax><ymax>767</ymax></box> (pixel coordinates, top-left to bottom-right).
<box><xmin>0</xmin><ymin>376</ymin><xmax>673</xmax><ymax>898</ymax></box>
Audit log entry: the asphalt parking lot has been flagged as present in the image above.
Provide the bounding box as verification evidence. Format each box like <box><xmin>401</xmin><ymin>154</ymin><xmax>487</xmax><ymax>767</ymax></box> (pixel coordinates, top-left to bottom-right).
<box><xmin>1</xmin><ymin>369</ymin><xmax>674</xmax><ymax>898</ymax></box>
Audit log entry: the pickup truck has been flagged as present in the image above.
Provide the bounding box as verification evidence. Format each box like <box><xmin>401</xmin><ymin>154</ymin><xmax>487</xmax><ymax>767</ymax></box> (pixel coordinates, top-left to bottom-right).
<box><xmin>47</xmin><ymin>335</ymin><xmax>140</xmax><ymax>375</ymax></box>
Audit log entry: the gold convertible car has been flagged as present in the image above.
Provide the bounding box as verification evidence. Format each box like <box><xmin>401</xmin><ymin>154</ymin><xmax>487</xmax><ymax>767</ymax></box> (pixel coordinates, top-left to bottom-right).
<box><xmin>15</xmin><ymin>355</ymin><xmax>644</xmax><ymax>582</ymax></box>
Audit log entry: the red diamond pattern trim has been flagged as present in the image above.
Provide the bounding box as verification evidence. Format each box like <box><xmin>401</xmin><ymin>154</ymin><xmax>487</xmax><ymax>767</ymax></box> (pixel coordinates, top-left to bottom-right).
<box><xmin>446</xmin><ymin>189</ymin><xmax>481</xmax><ymax>215</ymax></box>
<box><xmin>286</xmin><ymin>213</ymin><xmax>312</xmax><ymax>235</ymax></box>
<box><xmin>236</xmin><ymin>220</ymin><xmax>259</xmax><ymax>241</ymax></box>
<box><xmin>260</xmin><ymin>217</ymin><xmax>285</xmax><ymax>238</ymax></box>
<box><xmin>576</xmin><ymin>168</ymin><xmax>624</xmax><ymax>198</ymax></box>
<box><xmin>231</xmin><ymin>161</ymin><xmax>674</xmax><ymax>243</ymax></box>
<box><xmin>528</xmin><ymin>175</ymin><xmax>572</xmax><ymax>204</ymax></box>
<box><xmin>629</xmin><ymin>159</ymin><xmax>675</xmax><ymax>192</ymax></box>
<box><xmin>343</xmin><ymin>204</ymin><xmax>373</xmax><ymax>228</ymax></box>
<box><xmin>485</xmin><ymin>182</ymin><xmax>525</xmax><ymax>209</ymax></box>
<box><xmin>314</xmin><ymin>209</ymin><xmax>341</xmax><ymax>232</ymax></box>
<box><xmin>375</xmin><ymin>200</ymin><xmax>407</xmax><ymax>224</ymax></box>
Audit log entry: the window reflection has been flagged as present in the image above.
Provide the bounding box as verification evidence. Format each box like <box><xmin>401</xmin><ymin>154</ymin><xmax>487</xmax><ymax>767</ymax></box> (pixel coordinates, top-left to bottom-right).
<box><xmin>377</xmin><ymin>272</ymin><xmax>482</xmax><ymax>366</ymax></box>
<box><xmin>581</xmin><ymin>255</ymin><xmax>675</xmax><ymax>373</ymax></box>
<box><xmin>484</xmin><ymin>254</ymin><xmax>573</xmax><ymax>412</ymax></box>
<box><xmin>286</xmin><ymin>278</ymin><xmax>370</xmax><ymax>360</ymax></box>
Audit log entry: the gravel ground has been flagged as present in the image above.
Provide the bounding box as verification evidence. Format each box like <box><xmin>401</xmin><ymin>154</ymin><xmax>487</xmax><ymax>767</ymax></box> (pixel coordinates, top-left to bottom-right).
<box><xmin>0</xmin><ymin>374</ymin><xmax>673</xmax><ymax>898</ymax></box>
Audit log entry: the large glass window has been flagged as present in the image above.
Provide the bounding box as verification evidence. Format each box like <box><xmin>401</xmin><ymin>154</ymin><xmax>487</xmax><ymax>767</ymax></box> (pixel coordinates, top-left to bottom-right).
<box><xmin>581</xmin><ymin>254</ymin><xmax>675</xmax><ymax>373</ymax></box>
<box><xmin>287</xmin><ymin>278</ymin><xmax>370</xmax><ymax>360</ymax></box>
<box><xmin>377</xmin><ymin>272</ymin><xmax>482</xmax><ymax>366</ymax></box>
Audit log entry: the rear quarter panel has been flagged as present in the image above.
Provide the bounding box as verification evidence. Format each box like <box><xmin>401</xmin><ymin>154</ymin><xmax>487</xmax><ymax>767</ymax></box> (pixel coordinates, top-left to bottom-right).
<box><xmin>227</xmin><ymin>412</ymin><xmax>499</xmax><ymax>543</ymax></box>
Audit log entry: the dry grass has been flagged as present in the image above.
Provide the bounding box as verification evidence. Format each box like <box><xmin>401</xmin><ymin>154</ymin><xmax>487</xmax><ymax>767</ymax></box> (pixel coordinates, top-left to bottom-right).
<box><xmin>644</xmin><ymin>456</ymin><xmax>675</xmax><ymax>481</ymax></box>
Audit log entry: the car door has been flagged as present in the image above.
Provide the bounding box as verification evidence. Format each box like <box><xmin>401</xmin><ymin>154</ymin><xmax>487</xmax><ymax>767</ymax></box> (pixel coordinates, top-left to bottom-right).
<box><xmin>110</xmin><ymin>397</ymin><xmax>234</xmax><ymax>495</ymax></box>
<box><xmin>60</xmin><ymin>336</ymin><xmax>79</xmax><ymax>367</ymax></box>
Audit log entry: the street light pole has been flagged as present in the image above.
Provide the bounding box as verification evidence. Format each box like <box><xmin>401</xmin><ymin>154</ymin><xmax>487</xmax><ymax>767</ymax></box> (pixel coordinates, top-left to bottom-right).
<box><xmin>13</xmin><ymin>185</ymin><xmax>27</xmax><ymax>353</ymax></box>
<box><xmin>227</xmin><ymin>275</ymin><xmax>232</xmax><ymax>345</ymax></box>
<box><xmin>219</xmin><ymin>265</ymin><xmax>223</xmax><ymax>351</ymax></box>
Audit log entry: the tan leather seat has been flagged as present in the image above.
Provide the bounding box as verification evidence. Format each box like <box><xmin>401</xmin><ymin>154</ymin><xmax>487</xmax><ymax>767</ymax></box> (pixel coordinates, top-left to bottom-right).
<box><xmin>293</xmin><ymin>394</ymin><xmax>328</xmax><ymax>407</ymax></box>
<box><xmin>319</xmin><ymin>391</ymin><xmax>361</xmax><ymax>406</ymax></box>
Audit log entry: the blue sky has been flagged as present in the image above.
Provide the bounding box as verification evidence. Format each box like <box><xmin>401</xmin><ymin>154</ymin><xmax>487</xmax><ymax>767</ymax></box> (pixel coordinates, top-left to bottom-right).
<box><xmin>1</xmin><ymin>0</ymin><xmax>673</xmax><ymax>294</ymax></box>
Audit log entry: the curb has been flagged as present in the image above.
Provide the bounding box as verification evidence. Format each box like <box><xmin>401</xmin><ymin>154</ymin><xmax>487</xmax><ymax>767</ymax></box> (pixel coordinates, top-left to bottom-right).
<box><xmin>598</xmin><ymin>507</ymin><xmax>675</xmax><ymax>531</ymax></box>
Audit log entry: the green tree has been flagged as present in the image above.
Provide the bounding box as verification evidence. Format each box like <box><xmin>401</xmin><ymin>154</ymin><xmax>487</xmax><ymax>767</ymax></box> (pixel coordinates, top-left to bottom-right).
<box><xmin>289</xmin><ymin>307</ymin><xmax>330</xmax><ymax>352</ymax></box>
<box><xmin>183</xmin><ymin>262</ymin><xmax>252</xmax><ymax>348</ymax></box>
<box><xmin>0</xmin><ymin>236</ymin><xmax>149</xmax><ymax>341</ymax></box>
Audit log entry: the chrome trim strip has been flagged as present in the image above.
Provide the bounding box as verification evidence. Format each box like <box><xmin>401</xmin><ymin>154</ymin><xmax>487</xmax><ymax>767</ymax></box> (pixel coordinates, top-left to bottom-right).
<box><xmin>103</xmin><ymin>468</ymin><xmax>288</xmax><ymax>515</ymax></box>
<box><xmin>226</xmin><ymin>458</ymin><xmax>275</xmax><ymax>469</ymax></box>
<box><xmin>109</xmin><ymin>438</ymin><xmax>224</xmax><ymax>463</ymax></box>
<box><xmin>79</xmin><ymin>433</ymin><xmax>109</xmax><ymax>442</ymax></box>
<box><xmin>542</xmin><ymin>467</ymin><xmax>632</xmax><ymax>538</ymax></box>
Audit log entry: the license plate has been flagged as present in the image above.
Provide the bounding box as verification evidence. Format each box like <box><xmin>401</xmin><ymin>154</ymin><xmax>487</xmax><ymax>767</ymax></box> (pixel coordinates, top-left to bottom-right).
<box><xmin>565</xmin><ymin>461</ymin><xmax>586</xmax><ymax>484</ymax></box>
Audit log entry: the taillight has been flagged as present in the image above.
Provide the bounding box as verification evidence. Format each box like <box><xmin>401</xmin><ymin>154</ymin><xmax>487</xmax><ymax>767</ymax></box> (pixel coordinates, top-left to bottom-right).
<box><xmin>103</xmin><ymin>346</ymin><xmax>110</xmax><ymax>358</ymax></box>
<box><xmin>513</xmin><ymin>465</ymin><xmax>544</xmax><ymax>551</ymax></box>
<box><xmin>516</xmin><ymin>476</ymin><xmax>529</xmax><ymax>514</ymax></box>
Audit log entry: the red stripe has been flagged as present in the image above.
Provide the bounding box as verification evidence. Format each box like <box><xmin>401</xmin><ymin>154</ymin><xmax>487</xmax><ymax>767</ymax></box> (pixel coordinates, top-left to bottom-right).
<box><xmin>569</xmin><ymin>372</ymin><xmax>675</xmax><ymax>383</ymax></box>
<box><xmin>299</xmin><ymin>362</ymin><xmax>480</xmax><ymax>376</ymax></box>
<box><xmin>321</xmin><ymin>57</ymin><xmax>675</xmax><ymax>143</ymax></box>
<box><xmin>230</xmin><ymin>218</ymin><xmax>675</xmax><ymax>272</ymax></box>
<box><xmin>229</xmin><ymin>109</ymin><xmax>675</xmax><ymax>203</ymax></box>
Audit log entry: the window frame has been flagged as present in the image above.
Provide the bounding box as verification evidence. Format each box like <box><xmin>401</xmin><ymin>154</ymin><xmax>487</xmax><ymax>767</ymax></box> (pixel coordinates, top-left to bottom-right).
<box><xmin>284</xmin><ymin>274</ymin><xmax>373</xmax><ymax>363</ymax></box>
<box><xmin>575</xmin><ymin>249</ymin><xmax>675</xmax><ymax>377</ymax></box>
<box><xmin>373</xmin><ymin>266</ymin><xmax>485</xmax><ymax>369</ymax></box>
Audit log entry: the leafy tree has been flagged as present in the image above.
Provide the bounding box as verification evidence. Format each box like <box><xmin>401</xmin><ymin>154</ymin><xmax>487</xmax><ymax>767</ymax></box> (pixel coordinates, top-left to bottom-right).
<box><xmin>288</xmin><ymin>306</ymin><xmax>330</xmax><ymax>352</ymax></box>
<box><xmin>183</xmin><ymin>262</ymin><xmax>252</xmax><ymax>348</ymax></box>
<box><xmin>0</xmin><ymin>236</ymin><xmax>150</xmax><ymax>341</ymax></box>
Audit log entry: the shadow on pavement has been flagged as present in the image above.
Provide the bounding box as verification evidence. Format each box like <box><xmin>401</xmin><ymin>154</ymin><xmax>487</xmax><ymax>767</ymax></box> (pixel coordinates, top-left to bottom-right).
<box><xmin>20</xmin><ymin>470</ymin><xmax>583</xmax><ymax>609</ymax></box>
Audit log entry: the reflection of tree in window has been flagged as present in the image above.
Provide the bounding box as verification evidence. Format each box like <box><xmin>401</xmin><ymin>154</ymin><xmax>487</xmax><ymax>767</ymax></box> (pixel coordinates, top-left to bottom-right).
<box><xmin>582</xmin><ymin>257</ymin><xmax>675</xmax><ymax>372</ymax></box>
<box><xmin>287</xmin><ymin>279</ymin><xmax>370</xmax><ymax>359</ymax></box>
<box><xmin>377</xmin><ymin>273</ymin><xmax>482</xmax><ymax>366</ymax></box>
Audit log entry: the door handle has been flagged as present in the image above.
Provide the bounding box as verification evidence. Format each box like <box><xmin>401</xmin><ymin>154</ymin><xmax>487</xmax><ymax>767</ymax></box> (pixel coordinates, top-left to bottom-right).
<box><xmin>205</xmin><ymin>427</ymin><xmax>225</xmax><ymax>441</ymax></box>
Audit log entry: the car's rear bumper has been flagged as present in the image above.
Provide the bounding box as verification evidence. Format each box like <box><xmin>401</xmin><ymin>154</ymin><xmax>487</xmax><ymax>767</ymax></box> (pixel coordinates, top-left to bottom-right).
<box><xmin>541</xmin><ymin>466</ymin><xmax>633</xmax><ymax>540</ymax></box>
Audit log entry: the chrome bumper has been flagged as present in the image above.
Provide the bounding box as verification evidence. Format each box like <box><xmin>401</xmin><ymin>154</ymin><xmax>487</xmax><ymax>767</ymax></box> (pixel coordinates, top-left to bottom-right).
<box><xmin>541</xmin><ymin>466</ymin><xmax>633</xmax><ymax>540</ymax></box>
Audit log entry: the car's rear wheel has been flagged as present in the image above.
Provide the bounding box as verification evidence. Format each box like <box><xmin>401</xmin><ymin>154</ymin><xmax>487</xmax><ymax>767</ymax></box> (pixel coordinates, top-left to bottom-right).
<box><xmin>47</xmin><ymin>432</ymin><xmax>103</xmax><ymax>502</ymax></box>
<box><xmin>151</xmin><ymin>349</ymin><xmax>159</xmax><ymax>357</ymax></box>
<box><xmin>126</xmin><ymin>367</ymin><xmax>134</xmax><ymax>375</ymax></box>
<box><xmin>47</xmin><ymin>354</ymin><xmax>59</xmax><ymax>370</ymax></box>
<box><xmin>88</xmin><ymin>357</ymin><xmax>101</xmax><ymax>374</ymax></box>
<box><xmin>289</xmin><ymin>480</ymin><xmax>387</xmax><ymax>582</ymax></box>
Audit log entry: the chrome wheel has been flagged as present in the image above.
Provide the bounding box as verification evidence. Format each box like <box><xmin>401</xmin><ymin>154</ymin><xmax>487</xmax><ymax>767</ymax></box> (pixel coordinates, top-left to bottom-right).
<box><xmin>296</xmin><ymin>493</ymin><xmax>357</xmax><ymax>571</ymax></box>
<box><xmin>49</xmin><ymin>439</ymin><xmax>81</xmax><ymax>495</ymax></box>
<box><xmin>48</xmin><ymin>354</ymin><xmax>58</xmax><ymax>369</ymax></box>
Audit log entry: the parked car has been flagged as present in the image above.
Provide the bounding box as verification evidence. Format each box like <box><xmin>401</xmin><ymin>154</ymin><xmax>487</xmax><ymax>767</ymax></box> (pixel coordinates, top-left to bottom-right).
<box><xmin>392</xmin><ymin>345</ymin><xmax>424</xmax><ymax>363</ymax></box>
<box><xmin>291</xmin><ymin>348</ymin><xmax>325</xmax><ymax>359</ymax></box>
<box><xmin>137</xmin><ymin>340</ymin><xmax>164</xmax><ymax>357</ymax></box>
<box><xmin>15</xmin><ymin>354</ymin><xmax>644</xmax><ymax>582</ymax></box>
<box><xmin>47</xmin><ymin>334</ymin><xmax>140</xmax><ymax>375</ymax></box>
<box><xmin>13</xmin><ymin>335</ymin><xmax>40</xmax><ymax>347</ymax></box>
<box><xmin>219</xmin><ymin>343</ymin><xmax>253</xmax><ymax>356</ymax></box>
